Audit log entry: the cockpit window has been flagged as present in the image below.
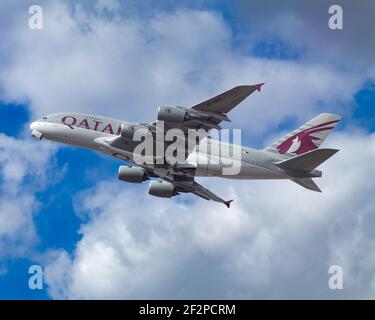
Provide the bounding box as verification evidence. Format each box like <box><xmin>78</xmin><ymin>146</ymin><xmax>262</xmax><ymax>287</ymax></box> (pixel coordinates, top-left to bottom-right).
<box><xmin>42</xmin><ymin>116</ymin><xmax>48</xmax><ymax>119</ymax></box>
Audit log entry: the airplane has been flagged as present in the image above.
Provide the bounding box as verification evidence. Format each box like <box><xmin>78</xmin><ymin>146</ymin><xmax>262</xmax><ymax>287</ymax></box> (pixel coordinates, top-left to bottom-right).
<box><xmin>29</xmin><ymin>84</ymin><xmax>341</xmax><ymax>208</ymax></box>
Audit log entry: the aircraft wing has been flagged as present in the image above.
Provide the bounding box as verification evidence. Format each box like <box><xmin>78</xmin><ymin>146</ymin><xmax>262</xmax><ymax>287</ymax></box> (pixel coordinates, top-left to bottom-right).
<box><xmin>149</xmin><ymin>83</ymin><xmax>264</xmax><ymax>158</ymax></box>
<box><xmin>156</xmin><ymin>83</ymin><xmax>264</xmax><ymax>131</ymax></box>
<box><xmin>170</xmin><ymin>178</ymin><xmax>234</xmax><ymax>208</ymax></box>
<box><xmin>191</xmin><ymin>84</ymin><xmax>264</xmax><ymax>114</ymax></box>
<box><xmin>106</xmin><ymin>83</ymin><xmax>264</xmax><ymax>162</ymax></box>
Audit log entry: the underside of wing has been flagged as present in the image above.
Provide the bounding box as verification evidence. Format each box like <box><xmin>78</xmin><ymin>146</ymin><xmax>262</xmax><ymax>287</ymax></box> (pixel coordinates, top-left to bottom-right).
<box><xmin>171</xmin><ymin>179</ymin><xmax>234</xmax><ymax>208</ymax></box>
<box><xmin>152</xmin><ymin>83</ymin><xmax>264</xmax><ymax>130</ymax></box>
<box><xmin>191</xmin><ymin>83</ymin><xmax>264</xmax><ymax>114</ymax></box>
<box><xmin>148</xmin><ymin>83</ymin><xmax>265</xmax><ymax>160</ymax></box>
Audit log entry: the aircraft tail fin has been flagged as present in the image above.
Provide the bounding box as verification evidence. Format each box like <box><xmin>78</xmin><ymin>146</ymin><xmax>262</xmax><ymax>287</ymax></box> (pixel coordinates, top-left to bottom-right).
<box><xmin>265</xmin><ymin>113</ymin><xmax>341</xmax><ymax>158</ymax></box>
<box><xmin>275</xmin><ymin>148</ymin><xmax>339</xmax><ymax>172</ymax></box>
<box><xmin>291</xmin><ymin>178</ymin><xmax>321</xmax><ymax>192</ymax></box>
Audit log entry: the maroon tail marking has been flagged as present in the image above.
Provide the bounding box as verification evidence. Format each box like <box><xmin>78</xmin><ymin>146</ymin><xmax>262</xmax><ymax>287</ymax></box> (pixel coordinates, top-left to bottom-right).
<box><xmin>277</xmin><ymin>120</ymin><xmax>339</xmax><ymax>155</ymax></box>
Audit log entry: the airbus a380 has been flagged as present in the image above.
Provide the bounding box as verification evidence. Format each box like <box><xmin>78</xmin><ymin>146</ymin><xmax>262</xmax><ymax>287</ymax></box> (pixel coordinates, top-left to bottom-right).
<box><xmin>30</xmin><ymin>84</ymin><xmax>341</xmax><ymax>207</ymax></box>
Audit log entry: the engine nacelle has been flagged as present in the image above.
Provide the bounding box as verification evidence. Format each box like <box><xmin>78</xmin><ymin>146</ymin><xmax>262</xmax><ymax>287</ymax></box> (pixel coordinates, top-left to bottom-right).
<box><xmin>157</xmin><ymin>106</ymin><xmax>187</xmax><ymax>123</ymax></box>
<box><xmin>31</xmin><ymin>130</ymin><xmax>43</xmax><ymax>140</ymax></box>
<box><xmin>148</xmin><ymin>180</ymin><xmax>175</xmax><ymax>198</ymax></box>
<box><xmin>118</xmin><ymin>166</ymin><xmax>147</xmax><ymax>183</ymax></box>
<box><xmin>120</xmin><ymin>122</ymin><xmax>149</xmax><ymax>139</ymax></box>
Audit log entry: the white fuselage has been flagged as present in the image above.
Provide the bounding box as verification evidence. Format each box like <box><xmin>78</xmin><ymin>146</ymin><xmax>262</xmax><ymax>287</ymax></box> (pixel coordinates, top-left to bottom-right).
<box><xmin>30</xmin><ymin>112</ymin><xmax>291</xmax><ymax>180</ymax></box>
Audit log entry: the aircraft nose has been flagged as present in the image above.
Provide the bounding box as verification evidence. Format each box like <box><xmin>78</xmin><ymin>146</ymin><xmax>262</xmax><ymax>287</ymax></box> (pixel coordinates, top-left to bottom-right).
<box><xmin>29</xmin><ymin>121</ymin><xmax>37</xmax><ymax>130</ymax></box>
<box><xmin>30</xmin><ymin>121</ymin><xmax>44</xmax><ymax>140</ymax></box>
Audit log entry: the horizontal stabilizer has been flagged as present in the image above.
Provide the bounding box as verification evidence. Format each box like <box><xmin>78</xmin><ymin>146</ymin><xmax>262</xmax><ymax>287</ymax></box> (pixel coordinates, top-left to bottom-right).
<box><xmin>275</xmin><ymin>148</ymin><xmax>339</xmax><ymax>172</ymax></box>
<box><xmin>292</xmin><ymin>178</ymin><xmax>321</xmax><ymax>192</ymax></box>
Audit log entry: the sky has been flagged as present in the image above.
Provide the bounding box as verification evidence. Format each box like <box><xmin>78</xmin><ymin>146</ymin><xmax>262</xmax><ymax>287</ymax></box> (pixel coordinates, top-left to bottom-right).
<box><xmin>0</xmin><ymin>0</ymin><xmax>374</xmax><ymax>299</ymax></box>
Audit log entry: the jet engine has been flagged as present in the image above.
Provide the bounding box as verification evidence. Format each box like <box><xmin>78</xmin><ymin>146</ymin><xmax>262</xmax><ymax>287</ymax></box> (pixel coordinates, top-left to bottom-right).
<box><xmin>120</xmin><ymin>122</ymin><xmax>149</xmax><ymax>139</ymax></box>
<box><xmin>118</xmin><ymin>166</ymin><xmax>148</xmax><ymax>183</ymax></box>
<box><xmin>157</xmin><ymin>106</ymin><xmax>187</xmax><ymax>123</ymax></box>
<box><xmin>148</xmin><ymin>180</ymin><xmax>175</xmax><ymax>198</ymax></box>
<box><xmin>31</xmin><ymin>130</ymin><xmax>43</xmax><ymax>140</ymax></box>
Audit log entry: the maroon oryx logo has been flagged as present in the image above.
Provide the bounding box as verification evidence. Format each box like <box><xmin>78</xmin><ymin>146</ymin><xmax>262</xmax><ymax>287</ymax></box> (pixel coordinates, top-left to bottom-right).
<box><xmin>277</xmin><ymin>120</ymin><xmax>339</xmax><ymax>155</ymax></box>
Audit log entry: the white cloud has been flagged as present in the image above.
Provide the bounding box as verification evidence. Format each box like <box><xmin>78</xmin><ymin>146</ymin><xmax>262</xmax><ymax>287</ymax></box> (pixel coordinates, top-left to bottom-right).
<box><xmin>0</xmin><ymin>1</ymin><xmax>364</xmax><ymax>138</ymax></box>
<box><xmin>0</xmin><ymin>134</ymin><xmax>57</xmax><ymax>259</ymax></box>
<box><xmin>42</xmin><ymin>131</ymin><xmax>375</xmax><ymax>299</ymax></box>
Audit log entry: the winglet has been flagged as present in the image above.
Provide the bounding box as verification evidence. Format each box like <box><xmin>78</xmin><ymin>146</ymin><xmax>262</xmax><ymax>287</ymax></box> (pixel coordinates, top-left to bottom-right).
<box><xmin>224</xmin><ymin>200</ymin><xmax>234</xmax><ymax>208</ymax></box>
<box><xmin>254</xmin><ymin>83</ymin><xmax>265</xmax><ymax>92</ymax></box>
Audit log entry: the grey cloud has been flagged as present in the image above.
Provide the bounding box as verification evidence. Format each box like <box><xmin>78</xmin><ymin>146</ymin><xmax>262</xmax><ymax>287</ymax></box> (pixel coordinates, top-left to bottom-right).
<box><xmin>235</xmin><ymin>0</ymin><xmax>375</xmax><ymax>77</ymax></box>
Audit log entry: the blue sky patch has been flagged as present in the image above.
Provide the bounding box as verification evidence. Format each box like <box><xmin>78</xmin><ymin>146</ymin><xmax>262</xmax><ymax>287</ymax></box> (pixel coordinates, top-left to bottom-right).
<box><xmin>0</xmin><ymin>102</ymin><xmax>30</xmax><ymax>137</ymax></box>
<box><xmin>252</xmin><ymin>37</ymin><xmax>302</xmax><ymax>61</ymax></box>
<box><xmin>352</xmin><ymin>81</ymin><xmax>375</xmax><ymax>132</ymax></box>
